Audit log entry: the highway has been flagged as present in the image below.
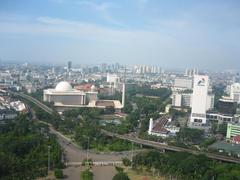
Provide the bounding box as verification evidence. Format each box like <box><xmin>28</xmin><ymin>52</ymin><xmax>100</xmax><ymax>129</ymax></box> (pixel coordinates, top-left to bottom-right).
<box><xmin>11</xmin><ymin>91</ymin><xmax>53</xmax><ymax>114</ymax></box>
<box><xmin>101</xmin><ymin>129</ymin><xmax>240</xmax><ymax>164</ymax></box>
<box><xmin>11</xmin><ymin>91</ymin><xmax>240</xmax><ymax>165</ymax></box>
<box><xmin>10</xmin><ymin>91</ymin><xmax>130</xmax><ymax>180</ymax></box>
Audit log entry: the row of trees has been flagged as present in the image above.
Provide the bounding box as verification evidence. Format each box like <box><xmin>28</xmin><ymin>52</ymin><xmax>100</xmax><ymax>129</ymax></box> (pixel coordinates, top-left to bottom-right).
<box><xmin>132</xmin><ymin>150</ymin><xmax>240</xmax><ymax>180</ymax></box>
<box><xmin>126</xmin><ymin>86</ymin><xmax>171</xmax><ymax>137</ymax></box>
<box><xmin>103</xmin><ymin>110</ymin><xmax>140</xmax><ymax>135</ymax></box>
<box><xmin>127</xmin><ymin>84</ymin><xmax>171</xmax><ymax>99</ymax></box>
<box><xmin>70</xmin><ymin>108</ymin><xmax>135</xmax><ymax>151</ymax></box>
<box><xmin>40</xmin><ymin>107</ymin><xmax>134</xmax><ymax>152</ymax></box>
<box><xmin>0</xmin><ymin>115</ymin><xmax>63</xmax><ymax>179</ymax></box>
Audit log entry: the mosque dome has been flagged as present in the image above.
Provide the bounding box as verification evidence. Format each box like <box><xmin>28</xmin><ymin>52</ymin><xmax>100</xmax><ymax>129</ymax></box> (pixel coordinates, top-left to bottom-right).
<box><xmin>55</xmin><ymin>81</ymin><xmax>72</xmax><ymax>91</ymax></box>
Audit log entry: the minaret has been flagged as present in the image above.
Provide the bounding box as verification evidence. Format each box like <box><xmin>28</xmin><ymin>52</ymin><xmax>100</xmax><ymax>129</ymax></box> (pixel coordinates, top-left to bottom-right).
<box><xmin>185</xmin><ymin>68</ymin><xmax>188</xmax><ymax>76</ymax></box>
<box><xmin>122</xmin><ymin>83</ymin><xmax>125</xmax><ymax>108</ymax></box>
<box><xmin>148</xmin><ymin>118</ymin><xmax>153</xmax><ymax>135</ymax></box>
<box><xmin>122</xmin><ymin>67</ymin><xmax>126</xmax><ymax>108</ymax></box>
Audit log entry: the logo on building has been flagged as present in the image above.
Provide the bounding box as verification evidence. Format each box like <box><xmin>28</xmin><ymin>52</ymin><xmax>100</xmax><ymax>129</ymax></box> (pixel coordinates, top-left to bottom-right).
<box><xmin>197</xmin><ymin>78</ymin><xmax>205</xmax><ymax>86</ymax></box>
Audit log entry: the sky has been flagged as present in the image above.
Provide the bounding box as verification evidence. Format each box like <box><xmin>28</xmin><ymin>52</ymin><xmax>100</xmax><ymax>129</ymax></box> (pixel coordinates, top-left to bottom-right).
<box><xmin>0</xmin><ymin>0</ymin><xmax>240</xmax><ymax>70</ymax></box>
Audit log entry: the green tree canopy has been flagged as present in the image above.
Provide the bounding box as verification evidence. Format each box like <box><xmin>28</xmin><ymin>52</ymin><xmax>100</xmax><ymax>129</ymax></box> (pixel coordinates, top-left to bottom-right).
<box><xmin>112</xmin><ymin>172</ymin><xmax>130</xmax><ymax>180</ymax></box>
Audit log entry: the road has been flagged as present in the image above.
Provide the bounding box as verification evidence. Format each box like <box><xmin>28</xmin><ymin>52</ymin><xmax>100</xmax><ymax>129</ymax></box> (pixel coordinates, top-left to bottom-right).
<box><xmin>101</xmin><ymin>129</ymin><xmax>240</xmax><ymax>164</ymax></box>
<box><xmin>10</xmin><ymin>92</ymin><xmax>132</xmax><ymax>179</ymax></box>
<box><xmin>12</xmin><ymin>91</ymin><xmax>53</xmax><ymax>114</ymax></box>
<box><xmin>12</xmin><ymin>92</ymin><xmax>240</xmax><ymax>164</ymax></box>
<box><xmin>51</xmin><ymin>126</ymin><xmax>131</xmax><ymax>180</ymax></box>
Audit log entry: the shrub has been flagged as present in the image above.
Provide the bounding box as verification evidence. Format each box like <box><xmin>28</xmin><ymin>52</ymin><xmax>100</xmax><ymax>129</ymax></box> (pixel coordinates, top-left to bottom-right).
<box><xmin>54</xmin><ymin>168</ymin><xmax>63</xmax><ymax>179</ymax></box>
<box><xmin>81</xmin><ymin>169</ymin><xmax>93</xmax><ymax>180</ymax></box>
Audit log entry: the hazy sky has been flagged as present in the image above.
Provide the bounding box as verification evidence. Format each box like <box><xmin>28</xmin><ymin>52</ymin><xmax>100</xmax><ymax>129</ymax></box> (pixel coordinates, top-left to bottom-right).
<box><xmin>0</xmin><ymin>0</ymin><xmax>240</xmax><ymax>70</ymax></box>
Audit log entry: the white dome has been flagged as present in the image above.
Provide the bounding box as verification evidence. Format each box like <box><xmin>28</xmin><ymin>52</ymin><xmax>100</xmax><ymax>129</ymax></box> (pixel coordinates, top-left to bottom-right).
<box><xmin>55</xmin><ymin>81</ymin><xmax>72</xmax><ymax>91</ymax></box>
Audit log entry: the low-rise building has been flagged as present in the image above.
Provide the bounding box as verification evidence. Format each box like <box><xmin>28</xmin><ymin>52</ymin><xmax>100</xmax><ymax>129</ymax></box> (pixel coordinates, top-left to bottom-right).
<box><xmin>148</xmin><ymin>117</ymin><xmax>180</xmax><ymax>138</ymax></box>
<box><xmin>45</xmin><ymin>81</ymin><xmax>123</xmax><ymax>112</ymax></box>
<box><xmin>43</xmin><ymin>81</ymin><xmax>98</xmax><ymax>106</ymax></box>
<box><xmin>0</xmin><ymin>106</ymin><xmax>17</xmax><ymax>121</ymax></box>
<box><xmin>207</xmin><ymin>97</ymin><xmax>239</xmax><ymax>124</ymax></box>
<box><xmin>226</xmin><ymin>123</ymin><xmax>240</xmax><ymax>139</ymax></box>
<box><xmin>231</xmin><ymin>135</ymin><xmax>240</xmax><ymax>144</ymax></box>
<box><xmin>10</xmin><ymin>101</ymin><xmax>27</xmax><ymax>112</ymax></box>
<box><xmin>88</xmin><ymin>100</ymin><xmax>122</xmax><ymax>113</ymax></box>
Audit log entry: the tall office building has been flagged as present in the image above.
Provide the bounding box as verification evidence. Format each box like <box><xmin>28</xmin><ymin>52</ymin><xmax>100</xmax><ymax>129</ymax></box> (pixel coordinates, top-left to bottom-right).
<box><xmin>101</xmin><ymin>63</ymin><xmax>107</xmax><ymax>73</ymax></box>
<box><xmin>185</xmin><ymin>68</ymin><xmax>198</xmax><ymax>77</ymax></box>
<box><xmin>67</xmin><ymin>61</ymin><xmax>72</xmax><ymax>71</ymax></box>
<box><xmin>218</xmin><ymin>98</ymin><xmax>237</xmax><ymax>115</ymax></box>
<box><xmin>230</xmin><ymin>83</ymin><xmax>240</xmax><ymax>104</ymax></box>
<box><xmin>107</xmin><ymin>73</ymin><xmax>120</xmax><ymax>88</ymax></box>
<box><xmin>172</xmin><ymin>93</ymin><xmax>192</xmax><ymax>107</ymax></box>
<box><xmin>173</xmin><ymin>77</ymin><xmax>193</xmax><ymax>90</ymax></box>
<box><xmin>190</xmin><ymin>75</ymin><xmax>209</xmax><ymax>124</ymax></box>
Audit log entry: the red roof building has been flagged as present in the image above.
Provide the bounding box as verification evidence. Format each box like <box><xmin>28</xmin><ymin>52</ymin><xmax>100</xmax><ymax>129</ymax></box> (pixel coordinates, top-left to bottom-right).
<box><xmin>232</xmin><ymin>135</ymin><xmax>240</xmax><ymax>144</ymax></box>
<box><xmin>74</xmin><ymin>84</ymin><xmax>94</xmax><ymax>92</ymax></box>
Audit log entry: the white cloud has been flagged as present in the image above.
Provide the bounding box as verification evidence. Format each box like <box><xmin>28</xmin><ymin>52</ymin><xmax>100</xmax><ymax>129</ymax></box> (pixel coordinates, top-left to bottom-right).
<box><xmin>48</xmin><ymin>0</ymin><xmax>122</xmax><ymax>26</ymax></box>
<box><xmin>0</xmin><ymin>15</ymin><xmax>175</xmax><ymax>44</ymax></box>
<box><xmin>77</xmin><ymin>1</ymin><xmax>122</xmax><ymax>26</ymax></box>
<box><xmin>77</xmin><ymin>1</ymin><xmax>111</xmax><ymax>11</ymax></box>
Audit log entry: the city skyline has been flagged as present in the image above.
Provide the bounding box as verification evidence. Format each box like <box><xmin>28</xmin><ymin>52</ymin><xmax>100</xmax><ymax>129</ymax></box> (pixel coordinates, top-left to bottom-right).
<box><xmin>0</xmin><ymin>0</ymin><xmax>240</xmax><ymax>70</ymax></box>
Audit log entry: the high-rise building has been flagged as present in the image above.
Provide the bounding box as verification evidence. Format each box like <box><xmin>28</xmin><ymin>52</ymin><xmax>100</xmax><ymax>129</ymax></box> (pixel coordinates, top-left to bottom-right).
<box><xmin>101</xmin><ymin>63</ymin><xmax>107</xmax><ymax>73</ymax></box>
<box><xmin>67</xmin><ymin>61</ymin><xmax>72</xmax><ymax>71</ymax></box>
<box><xmin>190</xmin><ymin>75</ymin><xmax>209</xmax><ymax>124</ymax></box>
<box><xmin>107</xmin><ymin>73</ymin><xmax>120</xmax><ymax>88</ymax></box>
<box><xmin>173</xmin><ymin>77</ymin><xmax>193</xmax><ymax>90</ymax></box>
<box><xmin>172</xmin><ymin>92</ymin><xmax>192</xmax><ymax>107</ymax></box>
<box><xmin>185</xmin><ymin>68</ymin><xmax>198</xmax><ymax>77</ymax></box>
<box><xmin>230</xmin><ymin>83</ymin><xmax>240</xmax><ymax>104</ymax></box>
<box><xmin>172</xmin><ymin>93</ymin><xmax>182</xmax><ymax>107</ymax></box>
<box><xmin>218</xmin><ymin>98</ymin><xmax>237</xmax><ymax>115</ymax></box>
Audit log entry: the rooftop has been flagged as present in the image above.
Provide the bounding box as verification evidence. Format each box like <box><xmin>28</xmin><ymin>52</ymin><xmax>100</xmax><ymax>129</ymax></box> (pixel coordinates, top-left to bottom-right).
<box><xmin>209</xmin><ymin>141</ymin><xmax>240</xmax><ymax>155</ymax></box>
<box><xmin>151</xmin><ymin>117</ymin><xmax>170</xmax><ymax>134</ymax></box>
<box><xmin>96</xmin><ymin>100</ymin><xmax>114</xmax><ymax>107</ymax></box>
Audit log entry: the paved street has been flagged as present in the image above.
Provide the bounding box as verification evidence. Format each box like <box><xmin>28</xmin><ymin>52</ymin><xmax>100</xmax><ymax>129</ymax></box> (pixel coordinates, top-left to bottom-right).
<box><xmin>51</xmin><ymin>127</ymin><xmax>132</xmax><ymax>180</ymax></box>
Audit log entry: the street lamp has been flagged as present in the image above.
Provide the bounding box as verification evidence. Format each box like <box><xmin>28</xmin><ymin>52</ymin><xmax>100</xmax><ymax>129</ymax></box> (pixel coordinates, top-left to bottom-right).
<box><xmin>131</xmin><ymin>142</ymin><xmax>133</xmax><ymax>168</ymax></box>
<box><xmin>48</xmin><ymin>145</ymin><xmax>51</xmax><ymax>174</ymax></box>
<box><xmin>87</xmin><ymin>137</ymin><xmax>90</xmax><ymax>166</ymax></box>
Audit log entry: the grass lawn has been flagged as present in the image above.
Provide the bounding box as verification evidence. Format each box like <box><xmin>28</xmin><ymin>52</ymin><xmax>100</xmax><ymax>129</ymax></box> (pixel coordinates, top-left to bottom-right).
<box><xmin>36</xmin><ymin>171</ymin><xmax>56</xmax><ymax>180</ymax></box>
<box><xmin>127</xmin><ymin>169</ymin><xmax>165</xmax><ymax>180</ymax></box>
<box><xmin>99</xmin><ymin>114</ymin><xmax>124</xmax><ymax>120</ymax></box>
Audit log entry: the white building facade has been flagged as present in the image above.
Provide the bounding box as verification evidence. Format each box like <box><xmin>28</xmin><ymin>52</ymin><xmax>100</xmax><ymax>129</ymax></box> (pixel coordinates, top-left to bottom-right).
<box><xmin>148</xmin><ymin>117</ymin><xmax>180</xmax><ymax>138</ymax></box>
<box><xmin>107</xmin><ymin>73</ymin><xmax>120</xmax><ymax>88</ymax></box>
<box><xmin>172</xmin><ymin>93</ymin><xmax>192</xmax><ymax>107</ymax></box>
<box><xmin>230</xmin><ymin>83</ymin><xmax>240</xmax><ymax>104</ymax></box>
<box><xmin>43</xmin><ymin>81</ymin><xmax>89</xmax><ymax>106</ymax></box>
<box><xmin>190</xmin><ymin>75</ymin><xmax>209</xmax><ymax>124</ymax></box>
<box><xmin>173</xmin><ymin>77</ymin><xmax>193</xmax><ymax>90</ymax></box>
